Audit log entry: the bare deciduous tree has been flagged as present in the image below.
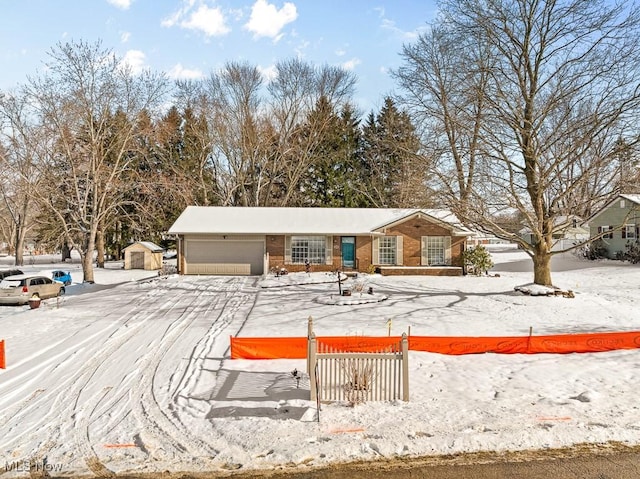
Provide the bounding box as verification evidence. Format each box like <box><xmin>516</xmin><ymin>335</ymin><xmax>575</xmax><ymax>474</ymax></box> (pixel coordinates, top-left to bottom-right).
<box><xmin>399</xmin><ymin>0</ymin><xmax>640</xmax><ymax>286</ymax></box>
<box><xmin>0</xmin><ymin>91</ymin><xmax>44</xmax><ymax>266</ymax></box>
<box><xmin>395</xmin><ymin>25</ymin><xmax>490</xmax><ymax>211</ymax></box>
<box><xmin>266</xmin><ymin>59</ymin><xmax>357</xmax><ymax>206</ymax></box>
<box><xmin>27</xmin><ymin>40</ymin><xmax>168</xmax><ymax>282</ymax></box>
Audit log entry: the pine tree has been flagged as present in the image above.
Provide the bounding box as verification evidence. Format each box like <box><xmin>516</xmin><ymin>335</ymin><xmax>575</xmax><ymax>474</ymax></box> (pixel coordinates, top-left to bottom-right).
<box><xmin>361</xmin><ymin>97</ymin><xmax>427</xmax><ymax>207</ymax></box>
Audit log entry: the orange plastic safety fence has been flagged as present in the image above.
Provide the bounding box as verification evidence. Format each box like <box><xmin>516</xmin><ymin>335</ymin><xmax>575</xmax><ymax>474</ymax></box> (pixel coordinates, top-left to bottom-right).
<box><xmin>230</xmin><ymin>331</ymin><xmax>640</xmax><ymax>359</ymax></box>
<box><xmin>0</xmin><ymin>340</ymin><xmax>5</xmax><ymax>369</ymax></box>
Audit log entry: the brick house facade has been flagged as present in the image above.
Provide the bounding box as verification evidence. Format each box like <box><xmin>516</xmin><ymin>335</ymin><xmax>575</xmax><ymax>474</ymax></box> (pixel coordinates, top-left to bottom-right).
<box><xmin>169</xmin><ymin>207</ymin><xmax>473</xmax><ymax>276</ymax></box>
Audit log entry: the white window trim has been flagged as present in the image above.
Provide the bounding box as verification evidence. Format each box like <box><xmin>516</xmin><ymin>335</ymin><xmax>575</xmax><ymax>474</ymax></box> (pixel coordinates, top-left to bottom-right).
<box><xmin>625</xmin><ymin>224</ymin><xmax>636</xmax><ymax>240</ymax></box>
<box><xmin>286</xmin><ymin>235</ymin><xmax>331</xmax><ymax>265</ymax></box>
<box><xmin>378</xmin><ymin>236</ymin><xmax>397</xmax><ymax>265</ymax></box>
<box><xmin>421</xmin><ymin>236</ymin><xmax>452</xmax><ymax>266</ymax></box>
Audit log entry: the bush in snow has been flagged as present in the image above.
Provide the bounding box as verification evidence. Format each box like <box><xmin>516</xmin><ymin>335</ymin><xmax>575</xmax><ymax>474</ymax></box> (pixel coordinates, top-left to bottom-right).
<box><xmin>463</xmin><ymin>245</ymin><xmax>494</xmax><ymax>276</ymax></box>
<box><xmin>616</xmin><ymin>240</ymin><xmax>640</xmax><ymax>264</ymax></box>
<box><xmin>585</xmin><ymin>239</ymin><xmax>608</xmax><ymax>260</ymax></box>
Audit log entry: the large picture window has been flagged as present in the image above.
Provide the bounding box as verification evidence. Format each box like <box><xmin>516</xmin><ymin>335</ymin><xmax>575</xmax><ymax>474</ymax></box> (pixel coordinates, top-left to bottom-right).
<box><xmin>291</xmin><ymin>236</ymin><xmax>326</xmax><ymax>264</ymax></box>
<box><xmin>378</xmin><ymin>236</ymin><xmax>397</xmax><ymax>265</ymax></box>
<box><xmin>426</xmin><ymin>236</ymin><xmax>445</xmax><ymax>265</ymax></box>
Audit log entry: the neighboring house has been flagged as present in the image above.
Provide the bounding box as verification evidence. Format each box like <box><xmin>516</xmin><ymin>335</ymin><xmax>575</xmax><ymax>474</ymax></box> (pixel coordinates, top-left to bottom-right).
<box><xmin>518</xmin><ymin>215</ymin><xmax>590</xmax><ymax>251</ymax></box>
<box><xmin>466</xmin><ymin>230</ymin><xmax>510</xmax><ymax>247</ymax></box>
<box><xmin>167</xmin><ymin>207</ymin><xmax>474</xmax><ymax>276</ymax></box>
<box><xmin>586</xmin><ymin>194</ymin><xmax>640</xmax><ymax>259</ymax></box>
<box><xmin>123</xmin><ymin>241</ymin><xmax>164</xmax><ymax>270</ymax></box>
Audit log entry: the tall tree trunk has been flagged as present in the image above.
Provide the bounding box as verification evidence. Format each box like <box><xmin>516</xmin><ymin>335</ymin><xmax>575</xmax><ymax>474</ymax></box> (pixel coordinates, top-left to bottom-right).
<box><xmin>81</xmin><ymin>233</ymin><xmax>96</xmax><ymax>283</ymax></box>
<box><xmin>61</xmin><ymin>243</ymin><xmax>71</xmax><ymax>262</ymax></box>
<box><xmin>96</xmin><ymin>228</ymin><xmax>105</xmax><ymax>268</ymax></box>
<box><xmin>14</xmin><ymin>216</ymin><xmax>26</xmax><ymax>267</ymax></box>
<box><xmin>532</xmin><ymin>243</ymin><xmax>553</xmax><ymax>287</ymax></box>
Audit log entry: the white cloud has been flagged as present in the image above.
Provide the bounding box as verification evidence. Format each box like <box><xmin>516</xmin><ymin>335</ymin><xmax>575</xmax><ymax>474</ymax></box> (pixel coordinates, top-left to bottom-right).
<box><xmin>162</xmin><ymin>2</ymin><xmax>230</xmax><ymax>37</ymax></box>
<box><xmin>120</xmin><ymin>31</ymin><xmax>131</xmax><ymax>43</ymax></box>
<box><xmin>380</xmin><ymin>15</ymin><xmax>428</xmax><ymax>42</ymax></box>
<box><xmin>107</xmin><ymin>0</ymin><xmax>132</xmax><ymax>9</ymax></box>
<box><xmin>258</xmin><ymin>64</ymin><xmax>277</xmax><ymax>82</ymax></box>
<box><xmin>244</xmin><ymin>0</ymin><xmax>297</xmax><ymax>41</ymax></box>
<box><xmin>341</xmin><ymin>58</ymin><xmax>361</xmax><ymax>71</ymax></box>
<box><xmin>121</xmin><ymin>49</ymin><xmax>146</xmax><ymax>74</ymax></box>
<box><xmin>168</xmin><ymin>63</ymin><xmax>204</xmax><ymax>80</ymax></box>
<box><xmin>294</xmin><ymin>39</ymin><xmax>309</xmax><ymax>58</ymax></box>
<box><xmin>335</xmin><ymin>48</ymin><xmax>346</xmax><ymax>57</ymax></box>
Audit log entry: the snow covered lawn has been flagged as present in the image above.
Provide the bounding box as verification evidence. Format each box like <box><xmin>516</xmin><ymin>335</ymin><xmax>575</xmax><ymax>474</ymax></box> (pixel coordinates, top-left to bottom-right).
<box><xmin>1</xmin><ymin>246</ymin><xmax>639</xmax><ymax>477</ymax></box>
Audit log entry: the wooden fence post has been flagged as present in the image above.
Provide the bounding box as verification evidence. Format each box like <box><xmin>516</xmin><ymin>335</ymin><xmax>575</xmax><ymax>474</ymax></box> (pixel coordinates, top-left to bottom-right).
<box><xmin>401</xmin><ymin>333</ymin><xmax>409</xmax><ymax>401</ymax></box>
<box><xmin>308</xmin><ymin>333</ymin><xmax>317</xmax><ymax>400</ymax></box>
<box><xmin>307</xmin><ymin>316</ymin><xmax>313</xmax><ymax>374</ymax></box>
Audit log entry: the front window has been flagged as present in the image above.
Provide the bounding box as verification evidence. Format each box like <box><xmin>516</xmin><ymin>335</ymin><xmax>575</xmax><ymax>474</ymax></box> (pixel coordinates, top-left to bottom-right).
<box><xmin>625</xmin><ymin>225</ymin><xmax>636</xmax><ymax>240</ymax></box>
<box><xmin>425</xmin><ymin>236</ymin><xmax>445</xmax><ymax>265</ymax></box>
<box><xmin>379</xmin><ymin>236</ymin><xmax>397</xmax><ymax>265</ymax></box>
<box><xmin>291</xmin><ymin>236</ymin><xmax>326</xmax><ymax>264</ymax></box>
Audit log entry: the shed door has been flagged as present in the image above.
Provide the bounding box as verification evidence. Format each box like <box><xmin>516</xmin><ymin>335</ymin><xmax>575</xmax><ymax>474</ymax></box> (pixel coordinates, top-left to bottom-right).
<box><xmin>185</xmin><ymin>240</ymin><xmax>264</xmax><ymax>275</ymax></box>
<box><xmin>130</xmin><ymin>251</ymin><xmax>145</xmax><ymax>269</ymax></box>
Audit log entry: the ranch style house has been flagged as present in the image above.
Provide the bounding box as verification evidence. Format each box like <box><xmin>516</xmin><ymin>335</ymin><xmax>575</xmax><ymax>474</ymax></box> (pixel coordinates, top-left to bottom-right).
<box><xmin>168</xmin><ymin>207</ymin><xmax>474</xmax><ymax>276</ymax></box>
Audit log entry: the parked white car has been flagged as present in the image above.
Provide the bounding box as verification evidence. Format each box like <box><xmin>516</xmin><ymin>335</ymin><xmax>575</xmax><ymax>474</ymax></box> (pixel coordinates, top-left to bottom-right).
<box><xmin>0</xmin><ymin>274</ymin><xmax>64</xmax><ymax>305</ymax></box>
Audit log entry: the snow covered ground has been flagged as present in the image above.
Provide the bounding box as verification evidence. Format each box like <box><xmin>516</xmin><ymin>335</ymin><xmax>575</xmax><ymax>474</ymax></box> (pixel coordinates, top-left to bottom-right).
<box><xmin>1</xmin><ymin>246</ymin><xmax>639</xmax><ymax>477</ymax></box>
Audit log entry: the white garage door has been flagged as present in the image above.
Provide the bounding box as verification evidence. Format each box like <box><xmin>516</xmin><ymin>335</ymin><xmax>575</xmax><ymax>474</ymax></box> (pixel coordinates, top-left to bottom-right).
<box><xmin>185</xmin><ymin>240</ymin><xmax>264</xmax><ymax>275</ymax></box>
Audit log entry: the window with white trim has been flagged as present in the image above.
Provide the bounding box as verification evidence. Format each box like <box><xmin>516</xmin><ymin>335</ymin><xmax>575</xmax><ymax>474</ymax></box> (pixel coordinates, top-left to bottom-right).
<box><xmin>378</xmin><ymin>236</ymin><xmax>397</xmax><ymax>265</ymax></box>
<box><xmin>598</xmin><ymin>226</ymin><xmax>613</xmax><ymax>239</ymax></box>
<box><xmin>624</xmin><ymin>224</ymin><xmax>636</xmax><ymax>240</ymax></box>
<box><xmin>291</xmin><ymin>236</ymin><xmax>326</xmax><ymax>264</ymax></box>
<box><xmin>425</xmin><ymin>236</ymin><xmax>446</xmax><ymax>265</ymax></box>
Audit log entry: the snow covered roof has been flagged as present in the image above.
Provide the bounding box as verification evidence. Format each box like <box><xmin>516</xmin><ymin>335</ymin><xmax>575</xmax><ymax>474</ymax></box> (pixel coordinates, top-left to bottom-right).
<box><xmin>168</xmin><ymin>207</ymin><xmax>474</xmax><ymax>236</ymax></box>
<box><xmin>585</xmin><ymin>194</ymin><xmax>640</xmax><ymax>223</ymax></box>
<box><xmin>621</xmin><ymin>193</ymin><xmax>640</xmax><ymax>204</ymax></box>
<box><xmin>125</xmin><ymin>241</ymin><xmax>164</xmax><ymax>252</ymax></box>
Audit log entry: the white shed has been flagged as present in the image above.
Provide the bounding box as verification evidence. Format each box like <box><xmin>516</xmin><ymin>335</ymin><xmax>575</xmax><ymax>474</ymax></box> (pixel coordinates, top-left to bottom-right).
<box><xmin>123</xmin><ymin>241</ymin><xmax>164</xmax><ymax>270</ymax></box>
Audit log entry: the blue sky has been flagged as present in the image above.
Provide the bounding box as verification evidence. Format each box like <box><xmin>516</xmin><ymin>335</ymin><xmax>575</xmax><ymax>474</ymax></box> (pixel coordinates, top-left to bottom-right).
<box><xmin>0</xmin><ymin>0</ymin><xmax>438</xmax><ymax>113</ymax></box>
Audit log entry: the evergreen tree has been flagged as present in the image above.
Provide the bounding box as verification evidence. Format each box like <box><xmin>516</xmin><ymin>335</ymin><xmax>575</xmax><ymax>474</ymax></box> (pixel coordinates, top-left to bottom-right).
<box><xmin>361</xmin><ymin>97</ymin><xmax>426</xmax><ymax>207</ymax></box>
<box><xmin>297</xmin><ymin>98</ymin><xmax>369</xmax><ymax>207</ymax></box>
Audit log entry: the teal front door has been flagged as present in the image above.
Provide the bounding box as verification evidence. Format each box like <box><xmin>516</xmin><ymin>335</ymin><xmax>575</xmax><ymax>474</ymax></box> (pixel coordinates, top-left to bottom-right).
<box><xmin>341</xmin><ymin>237</ymin><xmax>355</xmax><ymax>268</ymax></box>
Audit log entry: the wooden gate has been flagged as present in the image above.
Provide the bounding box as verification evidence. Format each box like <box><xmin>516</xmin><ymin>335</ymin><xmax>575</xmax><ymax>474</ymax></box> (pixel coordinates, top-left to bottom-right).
<box><xmin>307</xmin><ymin>332</ymin><xmax>409</xmax><ymax>403</ymax></box>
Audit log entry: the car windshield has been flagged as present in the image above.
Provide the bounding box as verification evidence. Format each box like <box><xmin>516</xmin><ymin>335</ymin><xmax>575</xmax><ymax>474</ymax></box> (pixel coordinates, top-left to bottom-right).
<box><xmin>0</xmin><ymin>279</ymin><xmax>22</xmax><ymax>288</ymax></box>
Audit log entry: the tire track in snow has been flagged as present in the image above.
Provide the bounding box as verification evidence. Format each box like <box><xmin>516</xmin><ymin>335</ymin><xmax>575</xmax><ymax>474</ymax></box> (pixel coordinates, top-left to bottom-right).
<box><xmin>0</xmin><ymin>280</ymin><xmax>198</xmax><ymax>472</ymax></box>
<box><xmin>1</xmin><ymin>277</ymin><xmax>259</xmax><ymax>475</ymax></box>
<box><xmin>0</xmin><ymin>292</ymin><xmax>157</xmax><ymax>451</ymax></box>
<box><xmin>170</xmin><ymin>278</ymin><xmax>260</xmax><ymax>417</ymax></box>
<box><xmin>73</xmin><ymin>280</ymin><xmax>226</xmax><ymax>472</ymax></box>
<box><xmin>126</xmin><ymin>277</ymin><xmax>253</xmax><ymax>464</ymax></box>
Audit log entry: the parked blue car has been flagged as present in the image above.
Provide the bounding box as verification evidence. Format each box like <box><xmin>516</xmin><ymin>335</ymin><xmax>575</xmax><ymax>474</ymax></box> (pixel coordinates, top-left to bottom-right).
<box><xmin>39</xmin><ymin>269</ymin><xmax>72</xmax><ymax>286</ymax></box>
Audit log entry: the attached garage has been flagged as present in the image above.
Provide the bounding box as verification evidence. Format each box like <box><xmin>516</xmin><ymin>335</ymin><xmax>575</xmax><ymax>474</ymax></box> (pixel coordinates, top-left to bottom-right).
<box><xmin>183</xmin><ymin>238</ymin><xmax>265</xmax><ymax>275</ymax></box>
